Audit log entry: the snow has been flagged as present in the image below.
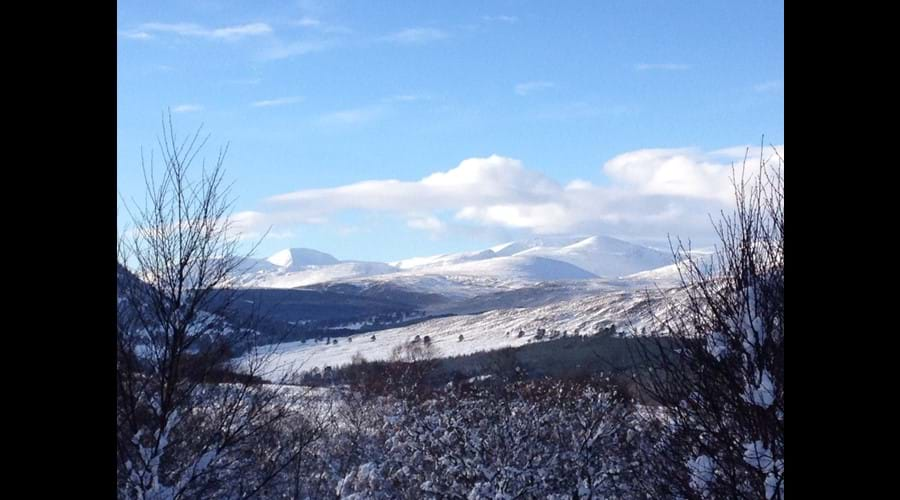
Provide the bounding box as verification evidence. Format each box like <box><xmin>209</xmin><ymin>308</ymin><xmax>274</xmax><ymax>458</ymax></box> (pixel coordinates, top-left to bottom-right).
<box><xmin>688</xmin><ymin>454</ymin><xmax>716</xmax><ymax>494</ymax></box>
<box><xmin>233</xmin><ymin>261</ymin><xmax>398</xmax><ymax>289</ymax></box>
<box><xmin>229</xmin><ymin>235</ymin><xmax>683</xmax><ymax>290</ymax></box>
<box><xmin>413</xmin><ymin>255</ymin><xmax>597</xmax><ymax>281</ymax></box>
<box><xmin>267</xmin><ymin>248</ymin><xmax>340</xmax><ymax>269</ymax></box>
<box><xmin>744</xmin><ymin>370</ymin><xmax>775</xmax><ymax>408</ymax></box>
<box><xmin>391</xmin><ymin>249</ymin><xmax>496</xmax><ymax>270</ymax></box>
<box><xmin>242</xmin><ymin>289</ymin><xmax>668</xmax><ymax>381</ymax></box>
<box><xmin>515</xmin><ymin>235</ymin><xmax>673</xmax><ymax>278</ymax></box>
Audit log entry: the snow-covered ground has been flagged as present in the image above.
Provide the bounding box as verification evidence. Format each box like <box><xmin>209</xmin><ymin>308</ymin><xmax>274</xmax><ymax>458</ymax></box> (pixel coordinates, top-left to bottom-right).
<box><xmin>243</xmin><ymin>289</ymin><xmax>671</xmax><ymax>381</ymax></box>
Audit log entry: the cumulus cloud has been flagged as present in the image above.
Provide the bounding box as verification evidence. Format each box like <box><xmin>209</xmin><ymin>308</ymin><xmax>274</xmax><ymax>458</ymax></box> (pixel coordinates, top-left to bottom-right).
<box><xmin>234</xmin><ymin>146</ymin><xmax>783</xmax><ymax>241</ymax></box>
<box><xmin>407</xmin><ymin>215</ymin><xmax>446</xmax><ymax>233</ymax></box>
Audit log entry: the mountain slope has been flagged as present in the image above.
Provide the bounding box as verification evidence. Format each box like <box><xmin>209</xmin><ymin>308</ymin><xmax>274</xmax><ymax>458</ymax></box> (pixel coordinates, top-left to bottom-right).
<box><xmin>423</xmin><ymin>255</ymin><xmax>597</xmax><ymax>281</ymax></box>
<box><xmin>246</xmin><ymin>288</ymin><xmax>673</xmax><ymax>379</ymax></box>
<box><xmin>513</xmin><ymin>236</ymin><xmax>673</xmax><ymax>277</ymax></box>
<box><xmin>236</xmin><ymin>261</ymin><xmax>397</xmax><ymax>289</ymax></box>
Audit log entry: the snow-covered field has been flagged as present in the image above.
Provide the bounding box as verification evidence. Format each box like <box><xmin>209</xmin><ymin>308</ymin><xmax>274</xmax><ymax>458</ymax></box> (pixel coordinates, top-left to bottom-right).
<box><xmin>244</xmin><ymin>289</ymin><xmax>671</xmax><ymax>381</ymax></box>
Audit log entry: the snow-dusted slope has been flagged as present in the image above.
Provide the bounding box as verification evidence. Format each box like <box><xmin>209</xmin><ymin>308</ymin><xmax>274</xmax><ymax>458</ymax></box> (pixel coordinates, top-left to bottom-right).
<box><xmin>236</xmin><ymin>261</ymin><xmax>398</xmax><ymax>289</ymax></box>
<box><xmin>421</xmin><ymin>255</ymin><xmax>596</xmax><ymax>281</ymax></box>
<box><xmin>345</xmin><ymin>255</ymin><xmax>597</xmax><ymax>299</ymax></box>
<box><xmin>392</xmin><ymin>236</ymin><xmax>588</xmax><ymax>270</ymax></box>
<box><xmin>624</xmin><ymin>250</ymin><xmax>717</xmax><ymax>284</ymax></box>
<box><xmin>246</xmin><ymin>289</ymin><xmax>671</xmax><ymax>380</ymax></box>
<box><xmin>513</xmin><ymin>236</ymin><xmax>673</xmax><ymax>278</ymax></box>
<box><xmin>226</xmin><ymin>248</ymin><xmax>398</xmax><ymax>288</ymax></box>
<box><xmin>390</xmin><ymin>249</ymin><xmax>496</xmax><ymax>270</ymax></box>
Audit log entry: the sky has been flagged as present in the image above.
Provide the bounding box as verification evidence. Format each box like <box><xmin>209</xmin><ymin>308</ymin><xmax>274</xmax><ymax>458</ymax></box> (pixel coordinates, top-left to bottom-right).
<box><xmin>117</xmin><ymin>0</ymin><xmax>784</xmax><ymax>263</ymax></box>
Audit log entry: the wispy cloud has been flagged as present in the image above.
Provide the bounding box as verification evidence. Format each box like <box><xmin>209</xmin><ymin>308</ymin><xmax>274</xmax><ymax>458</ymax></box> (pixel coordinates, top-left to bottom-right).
<box><xmin>290</xmin><ymin>16</ymin><xmax>352</xmax><ymax>34</ymax></box>
<box><xmin>482</xmin><ymin>15</ymin><xmax>518</xmax><ymax>24</ymax></box>
<box><xmin>634</xmin><ymin>63</ymin><xmax>691</xmax><ymax>71</ymax></box>
<box><xmin>382</xmin><ymin>94</ymin><xmax>431</xmax><ymax>103</ymax></box>
<box><xmin>320</xmin><ymin>105</ymin><xmax>385</xmax><ymax>125</ymax></box>
<box><xmin>514</xmin><ymin>81</ymin><xmax>555</xmax><ymax>96</ymax></box>
<box><xmin>381</xmin><ymin>27</ymin><xmax>448</xmax><ymax>44</ymax></box>
<box><xmin>262</xmin><ymin>40</ymin><xmax>333</xmax><ymax>60</ymax></box>
<box><xmin>754</xmin><ymin>80</ymin><xmax>783</xmax><ymax>93</ymax></box>
<box><xmin>225</xmin><ymin>77</ymin><xmax>262</xmax><ymax>85</ymax></box>
<box><xmin>252</xmin><ymin>96</ymin><xmax>304</xmax><ymax>108</ymax></box>
<box><xmin>319</xmin><ymin>93</ymin><xmax>429</xmax><ymax>125</ymax></box>
<box><xmin>139</xmin><ymin>22</ymin><xmax>272</xmax><ymax>40</ymax></box>
<box><xmin>293</xmin><ymin>17</ymin><xmax>321</xmax><ymax>28</ymax></box>
<box><xmin>535</xmin><ymin>101</ymin><xmax>633</xmax><ymax>120</ymax></box>
<box><xmin>119</xmin><ymin>31</ymin><xmax>152</xmax><ymax>40</ymax></box>
<box><xmin>172</xmin><ymin>104</ymin><xmax>203</xmax><ymax>113</ymax></box>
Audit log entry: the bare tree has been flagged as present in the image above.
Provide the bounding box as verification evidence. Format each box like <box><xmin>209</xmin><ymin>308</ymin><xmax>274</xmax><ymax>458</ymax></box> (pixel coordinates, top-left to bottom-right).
<box><xmin>116</xmin><ymin>112</ymin><xmax>311</xmax><ymax>499</ymax></box>
<box><xmin>632</xmin><ymin>145</ymin><xmax>784</xmax><ymax>499</ymax></box>
<box><xmin>386</xmin><ymin>341</ymin><xmax>440</xmax><ymax>400</ymax></box>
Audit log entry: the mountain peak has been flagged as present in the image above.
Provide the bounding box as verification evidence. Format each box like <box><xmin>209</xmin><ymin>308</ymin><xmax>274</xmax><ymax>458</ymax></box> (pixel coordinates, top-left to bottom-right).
<box><xmin>267</xmin><ymin>248</ymin><xmax>340</xmax><ymax>270</ymax></box>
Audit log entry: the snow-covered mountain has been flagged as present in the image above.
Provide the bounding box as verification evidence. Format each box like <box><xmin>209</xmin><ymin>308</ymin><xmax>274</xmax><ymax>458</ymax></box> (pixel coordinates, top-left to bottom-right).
<box><xmin>513</xmin><ymin>236</ymin><xmax>672</xmax><ymax>277</ymax></box>
<box><xmin>229</xmin><ymin>235</ymin><xmax>677</xmax><ymax>291</ymax></box>
<box><xmin>229</xmin><ymin>248</ymin><xmax>398</xmax><ymax>288</ymax></box>
<box><xmin>391</xmin><ymin>249</ymin><xmax>497</xmax><ymax>270</ymax></box>
<box><xmin>267</xmin><ymin>248</ymin><xmax>340</xmax><ymax>270</ymax></box>
<box><xmin>412</xmin><ymin>255</ymin><xmax>596</xmax><ymax>281</ymax></box>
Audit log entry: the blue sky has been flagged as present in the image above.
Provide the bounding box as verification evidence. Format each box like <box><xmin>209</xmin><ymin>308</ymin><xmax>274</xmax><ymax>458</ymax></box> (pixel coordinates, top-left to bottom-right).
<box><xmin>117</xmin><ymin>0</ymin><xmax>784</xmax><ymax>262</ymax></box>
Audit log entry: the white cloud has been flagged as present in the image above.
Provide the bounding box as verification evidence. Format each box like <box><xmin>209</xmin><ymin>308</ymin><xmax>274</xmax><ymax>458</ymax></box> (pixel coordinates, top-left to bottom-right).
<box><xmin>172</xmin><ymin>104</ymin><xmax>203</xmax><ymax>113</ymax></box>
<box><xmin>140</xmin><ymin>22</ymin><xmax>272</xmax><ymax>40</ymax></box>
<box><xmin>236</xmin><ymin>147</ymin><xmax>783</xmax><ymax>242</ymax></box>
<box><xmin>381</xmin><ymin>27</ymin><xmax>448</xmax><ymax>44</ymax></box>
<box><xmin>514</xmin><ymin>81</ymin><xmax>555</xmax><ymax>96</ymax></box>
<box><xmin>252</xmin><ymin>96</ymin><xmax>304</xmax><ymax>107</ymax></box>
<box><xmin>635</xmin><ymin>63</ymin><xmax>691</xmax><ymax>71</ymax></box>
<box><xmin>407</xmin><ymin>215</ymin><xmax>446</xmax><ymax>233</ymax></box>
<box><xmin>603</xmin><ymin>148</ymin><xmax>735</xmax><ymax>202</ymax></box>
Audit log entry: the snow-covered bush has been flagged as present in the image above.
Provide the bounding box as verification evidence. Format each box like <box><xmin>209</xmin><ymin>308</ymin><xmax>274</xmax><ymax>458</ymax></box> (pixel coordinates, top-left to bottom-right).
<box><xmin>313</xmin><ymin>378</ymin><xmax>641</xmax><ymax>499</ymax></box>
<box><xmin>633</xmin><ymin>149</ymin><xmax>784</xmax><ymax>499</ymax></box>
